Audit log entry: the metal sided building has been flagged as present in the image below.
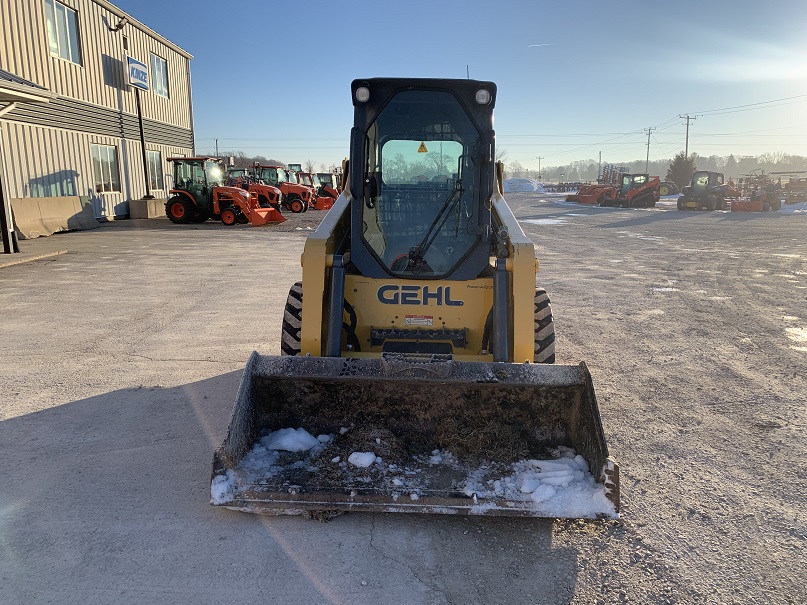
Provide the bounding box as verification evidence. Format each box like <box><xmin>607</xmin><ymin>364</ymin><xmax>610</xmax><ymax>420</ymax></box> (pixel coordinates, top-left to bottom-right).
<box><xmin>0</xmin><ymin>0</ymin><xmax>194</xmax><ymax>241</ymax></box>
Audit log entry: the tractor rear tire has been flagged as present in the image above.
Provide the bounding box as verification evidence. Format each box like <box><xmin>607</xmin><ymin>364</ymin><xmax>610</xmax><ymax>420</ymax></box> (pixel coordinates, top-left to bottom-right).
<box><xmin>220</xmin><ymin>208</ymin><xmax>237</xmax><ymax>225</ymax></box>
<box><xmin>659</xmin><ymin>181</ymin><xmax>677</xmax><ymax>196</ymax></box>
<box><xmin>166</xmin><ymin>197</ymin><xmax>192</xmax><ymax>224</ymax></box>
<box><xmin>281</xmin><ymin>281</ymin><xmax>303</xmax><ymax>356</ymax></box>
<box><xmin>534</xmin><ymin>289</ymin><xmax>556</xmax><ymax>364</ymax></box>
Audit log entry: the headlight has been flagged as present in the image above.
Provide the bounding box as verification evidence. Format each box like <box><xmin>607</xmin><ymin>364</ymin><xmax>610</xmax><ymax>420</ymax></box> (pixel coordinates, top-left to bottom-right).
<box><xmin>475</xmin><ymin>88</ymin><xmax>491</xmax><ymax>105</ymax></box>
<box><xmin>355</xmin><ymin>86</ymin><xmax>370</xmax><ymax>103</ymax></box>
<box><xmin>240</xmin><ymin>190</ymin><xmax>250</xmax><ymax>198</ymax></box>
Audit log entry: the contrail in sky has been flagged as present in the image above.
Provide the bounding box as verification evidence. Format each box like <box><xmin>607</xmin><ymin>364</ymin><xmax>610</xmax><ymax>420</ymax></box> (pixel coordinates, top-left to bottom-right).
<box><xmin>528</xmin><ymin>43</ymin><xmax>556</xmax><ymax>47</ymax></box>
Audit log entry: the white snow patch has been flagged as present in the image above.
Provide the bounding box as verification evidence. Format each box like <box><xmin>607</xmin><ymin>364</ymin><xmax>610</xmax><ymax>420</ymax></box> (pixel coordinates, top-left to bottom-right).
<box><xmin>522</xmin><ymin>218</ymin><xmax>567</xmax><ymax>226</ymax></box>
<box><xmin>503</xmin><ymin>178</ymin><xmax>549</xmax><ymax>193</ymax></box>
<box><xmin>210</xmin><ymin>469</ymin><xmax>236</xmax><ymax>504</ymax></box>
<box><xmin>261</xmin><ymin>428</ymin><xmax>322</xmax><ymax>452</ymax></box>
<box><xmin>348</xmin><ymin>452</ymin><xmax>378</xmax><ymax>467</ymax></box>
<box><xmin>462</xmin><ymin>447</ymin><xmax>615</xmax><ymax>518</ymax></box>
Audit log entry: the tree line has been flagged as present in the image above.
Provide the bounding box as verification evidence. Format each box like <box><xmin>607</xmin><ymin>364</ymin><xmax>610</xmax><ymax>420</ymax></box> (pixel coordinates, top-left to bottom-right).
<box><xmin>215</xmin><ymin>151</ymin><xmax>336</xmax><ymax>174</ymax></box>
<box><xmin>503</xmin><ymin>152</ymin><xmax>807</xmax><ymax>185</ymax></box>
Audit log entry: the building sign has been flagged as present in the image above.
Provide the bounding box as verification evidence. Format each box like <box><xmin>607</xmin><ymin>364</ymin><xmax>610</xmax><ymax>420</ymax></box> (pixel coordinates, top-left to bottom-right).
<box><xmin>126</xmin><ymin>56</ymin><xmax>149</xmax><ymax>91</ymax></box>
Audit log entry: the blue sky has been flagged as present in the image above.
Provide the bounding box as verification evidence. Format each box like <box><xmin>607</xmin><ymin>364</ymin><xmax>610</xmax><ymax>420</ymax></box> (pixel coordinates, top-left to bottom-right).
<box><xmin>115</xmin><ymin>0</ymin><xmax>807</xmax><ymax>171</ymax></box>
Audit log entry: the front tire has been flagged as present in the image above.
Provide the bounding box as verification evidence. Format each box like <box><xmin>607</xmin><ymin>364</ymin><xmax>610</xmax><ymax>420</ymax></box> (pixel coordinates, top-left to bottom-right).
<box><xmin>534</xmin><ymin>289</ymin><xmax>556</xmax><ymax>364</ymax></box>
<box><xmin>288</xmin><ymin>197</ymin><xmax>305</xmax><ymax>213</ymax></box>
<box><xmin>677</xmin><ymin>196</ymin><xmax>686</xmax><ymax>210</ymax></box>
<box><xmin>281</xmin><ymin>282</ymin><xmax>303</xmax><ymax>356</ymax></box>
<box><xmin>220</xmin><ymin>208</ymin><xmax>237</xmax><ymax>225</ymax></box>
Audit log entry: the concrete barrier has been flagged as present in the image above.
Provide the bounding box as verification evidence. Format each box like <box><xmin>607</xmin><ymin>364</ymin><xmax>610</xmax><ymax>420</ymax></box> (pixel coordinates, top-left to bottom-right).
<box><xmin>129</xmin><ymin>198</ymin><xmax>167</xmax><ymax>219</ymax></box>
<box><xmin>11</xmin><ymin>196</ymin><xmax>100</xmax><ymax>239</ymax></box>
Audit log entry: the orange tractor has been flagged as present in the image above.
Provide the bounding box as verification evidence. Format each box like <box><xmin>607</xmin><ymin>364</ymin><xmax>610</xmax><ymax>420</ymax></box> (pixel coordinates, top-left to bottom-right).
<box><xmin>165</xmin><ymin>157</ymin><xmax>285</xmax><ymax>226</ymax></box>
<box><xmin>566</xmin><ymin>164</ymin><xmax>628</xmax><ymax>205</ymax></box>
<box><xmin>295</xmin><ymin>171</ymin><xmax>334</xmax><ymax>210</ymax></box>
<box><xmin>316</xmin><ymin>172</ymin><xmax>340</xmax><ymax>198</ymax></box>
<box><xmin>253</xmin><ymin>165</ymin><xmax>312</xmax><ymax>213</ymax></box>
<box><xmin>599</xmin><ymin>173</ymin><xmax>661</xmax><ymax>208</ymax></box>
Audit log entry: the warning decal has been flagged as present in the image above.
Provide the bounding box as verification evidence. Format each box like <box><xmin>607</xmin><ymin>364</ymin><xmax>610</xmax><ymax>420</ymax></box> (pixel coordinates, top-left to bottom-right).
<box><xmin>417</xmin><ymin>141</ymin><xmax>428</xmax><ymax>153</ymax></box>
<box><xmin>405</xmin><ymin>315</ymin><xmax>433</xmax><ymax>326</ymax></box>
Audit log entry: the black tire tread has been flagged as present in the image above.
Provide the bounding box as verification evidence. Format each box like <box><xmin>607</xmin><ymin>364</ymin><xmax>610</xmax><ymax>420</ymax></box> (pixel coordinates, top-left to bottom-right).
<box><xmin>534</xmin><ymin>288</ymin><xmax>556</xmax><ymax>364</ymax></box>
<box><xmin>281</xmin><ymin>282</ymin><xmax>303</xmax><ymax>356</ymax></box>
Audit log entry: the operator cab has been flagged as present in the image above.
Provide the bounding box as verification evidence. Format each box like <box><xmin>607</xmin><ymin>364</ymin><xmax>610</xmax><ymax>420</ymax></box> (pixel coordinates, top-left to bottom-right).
<box><xmin>349</xmin><ymin>78</ymin><xmax>497</xmax><ymax>281</ymax></box>
<box><xmin>169</xmin><ymin>157</ymin><xmax>225</xmax><ymax>197</ymax></box>
<box><xmin>619</xmin><ymin>174</ymin><xmax>648</xmax><ymax>196</ymax></box>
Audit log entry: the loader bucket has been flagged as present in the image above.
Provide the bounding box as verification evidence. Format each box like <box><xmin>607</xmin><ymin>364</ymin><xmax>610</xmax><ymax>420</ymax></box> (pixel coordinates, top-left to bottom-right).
<box><xmin>211</xmin><ymin>353</ymin><xmax>619</xmax><ymax>518</ymax></box>
<box><xmin>249</xmin><ymin>207</ymin><xmax>286</xmax><ymax>226</ymax></box>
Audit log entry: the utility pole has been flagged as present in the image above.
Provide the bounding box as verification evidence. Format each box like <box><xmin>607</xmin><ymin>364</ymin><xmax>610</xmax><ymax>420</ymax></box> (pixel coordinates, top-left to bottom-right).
<box><xmin>679</xmin><ymin>114</ymin><xmax>698</xmax><ymax>158</ymax></box>
<box><xmin>598</xmin><ymin>151</ymin><xmax>602</xmax><ymax>181</ymax></box>
<box><xmin>536</xmin><ymin>156</ymin><xmax>544</xmax><ymax>180</ymax></box>
<box><xmin>644</xmin><ymin>127</ymin><xmax>655</xmax><ymax>173</ymax></box>
<box><xmin>215</xmin><ymin>138</ymin><xmax>219</xmax><ymax>157</ymax></box>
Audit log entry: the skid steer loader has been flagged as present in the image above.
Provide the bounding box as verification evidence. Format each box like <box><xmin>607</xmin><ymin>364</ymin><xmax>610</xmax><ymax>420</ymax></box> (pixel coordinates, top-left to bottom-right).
<box><xmin>211</xmin><ymin>78</ymin><xmax>619</xmax><ymax>518</ymax></box>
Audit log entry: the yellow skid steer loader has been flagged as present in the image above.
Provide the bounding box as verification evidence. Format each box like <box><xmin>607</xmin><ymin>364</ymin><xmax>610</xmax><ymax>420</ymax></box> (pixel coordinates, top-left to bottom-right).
<box><xmin>211</xmin><ymin>78</ymin><xmax>619</xmax><ymax>518</ymax></box>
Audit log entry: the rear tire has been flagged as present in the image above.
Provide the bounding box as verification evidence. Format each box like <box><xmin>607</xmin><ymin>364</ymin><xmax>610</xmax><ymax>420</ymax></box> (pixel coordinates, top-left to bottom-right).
<box><xmin>281</xmin><ymin>281</ymin><xmax>303</xmax><ymax>356</ymax></box>
<box><xmin>534</xmin><ymin>289</ymin><xmax>556</xmax><ymax>364</ymax></box>
<box><xmin>166</xmin><ymin>197</ymin><xmax>192</xmax><ymax>224</ymax></box>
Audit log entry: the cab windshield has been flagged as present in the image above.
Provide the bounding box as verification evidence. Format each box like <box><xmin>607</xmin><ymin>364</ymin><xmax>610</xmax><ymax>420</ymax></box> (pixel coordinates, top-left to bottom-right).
<box><xmin>259</xmin><ymin>167</ymin><xmax>287</xmax><ymax>185</ymax></box>
<box><xmin>362</xmin><ymin>89</ymin><xmax>482</xmax><ymax>277</ymax></box>
<box><xmin>620</xmin><ymin>174</ymin><xmax>646</xmax><ymax>195</ymax></box>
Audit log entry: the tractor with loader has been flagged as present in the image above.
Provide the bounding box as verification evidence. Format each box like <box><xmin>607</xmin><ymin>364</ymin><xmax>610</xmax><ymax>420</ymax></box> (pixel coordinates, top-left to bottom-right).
<box><xmin>165</xmin><ymin>157</ymin><xmax>284</xmax><ymax>226</ymax></box>
<box><xmin>210</xmin><ymin>78</ymin><xmax>619</xmax><ymax>519</ymax></box>
<box><xmin>316</xmin><ymin>172</ymin><xmax>341</xmax><ymax>199</ymax></box>
<box><xmin>253</xmin><ymin>165</ymin><xmax>313</xmax><ymax>213</ymax></box>
<box><xmin>296</xmin><ymin>171</ymin><xmax>335</xmax><ymax>210</ymax></box>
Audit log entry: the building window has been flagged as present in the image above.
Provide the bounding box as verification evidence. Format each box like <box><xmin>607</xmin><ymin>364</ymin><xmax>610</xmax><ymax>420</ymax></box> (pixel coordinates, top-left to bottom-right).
<box><xmin>91</xmin><ymin>145</ymin><xmax>121</xmax><ymax>192</ymax></box>
<box><xmin>146</xmin><ymin>150</ymin><xmax>163</xmax><ymax>190</ymax></box>
<box><xmin>44</xmin><ymin>0</ymin><xmax>82</xmax><ymax>65</ymax></box>
<box><xmin>150</xmin><ymin>53</ymin><xmax>169</xmax><ymax>98</ymax></box>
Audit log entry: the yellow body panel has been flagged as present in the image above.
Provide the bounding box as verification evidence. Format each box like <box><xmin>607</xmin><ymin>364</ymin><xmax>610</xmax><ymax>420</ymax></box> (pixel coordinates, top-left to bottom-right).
<box><xmin>344</xmin><ymin>275</ymin><xmax>494</xmax><ymax>359</ymax></box>
<box><xmin>299</xmin><ymin>189</ymin><xmax>538</xmax><ymax>362</ymax></box>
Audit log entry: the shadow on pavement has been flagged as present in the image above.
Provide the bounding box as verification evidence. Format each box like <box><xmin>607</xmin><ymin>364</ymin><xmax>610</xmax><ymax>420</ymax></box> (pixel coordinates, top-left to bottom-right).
<box><xmin>1</xmin><ymin>372</ymin><xmax>580</xmax><ymax>604</ymax></box>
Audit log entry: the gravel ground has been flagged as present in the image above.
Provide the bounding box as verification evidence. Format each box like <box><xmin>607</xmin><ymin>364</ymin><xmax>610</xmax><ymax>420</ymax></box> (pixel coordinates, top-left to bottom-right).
<box><xmin>0</xmin><ymin>196</ymin><xmax>804</xmax><ymax>604</ymax></box>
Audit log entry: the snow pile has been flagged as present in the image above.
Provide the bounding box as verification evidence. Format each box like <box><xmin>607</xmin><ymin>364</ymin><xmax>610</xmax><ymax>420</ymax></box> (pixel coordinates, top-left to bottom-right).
<box><xmin>503</xmin><ymin>178</ymin><xmax>548</xmax><ymax>193</ymax></box>
<box><xmin>210</xmin><ymin>469</ymin><xmax>236</xmax><ymax>505</ymax></box>
<box><xmin>261</xmin><ymin>427</ymin><xmax>324</xmax><ymax>452</ymax></box>
<box><xmin>211</xmin><ymin>427</ymin><xmax>617</xmax><ymax>518</ymax></box>
<box><xmin>463</xmin><ymin>447</ymin><xmax>615</xmax><ymax>517</ymax></box>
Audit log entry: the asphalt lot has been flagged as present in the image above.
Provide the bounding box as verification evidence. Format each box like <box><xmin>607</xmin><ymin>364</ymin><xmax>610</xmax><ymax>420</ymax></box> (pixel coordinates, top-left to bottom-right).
<box><xmin>1</xmin><ymin>196</ymin><xmax>805</xmax><ymax>604</ymax></box>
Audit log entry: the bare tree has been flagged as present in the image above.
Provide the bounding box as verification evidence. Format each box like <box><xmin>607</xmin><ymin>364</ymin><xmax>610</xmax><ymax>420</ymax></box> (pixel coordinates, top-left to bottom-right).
<box><xmin>305</xmin><ymin>159</ymin><xmax>316</xmax><ymax>173</ymax></box>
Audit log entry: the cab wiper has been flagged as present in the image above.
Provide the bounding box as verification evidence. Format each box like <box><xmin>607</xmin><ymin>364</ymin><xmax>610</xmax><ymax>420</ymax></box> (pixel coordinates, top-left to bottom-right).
<box><xmin>406</xmin><ymin>177</ymin><xmax>464</xmax><ymax>270</ymax></box>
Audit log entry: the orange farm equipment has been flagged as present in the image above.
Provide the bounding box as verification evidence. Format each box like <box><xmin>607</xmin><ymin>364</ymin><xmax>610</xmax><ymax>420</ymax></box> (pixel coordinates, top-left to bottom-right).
<box><xmin>297</xmin><ymin>172</ymin><xmax>334</xmax><ymax>210</ymax></box>
<box><xmin>730</xmin><ymin>171</ymin><xmax>783</xmax><ymax>212</ymax></box>
<box><xmin>216</xmin><ymin>188</ymin><xmax>286</xmax><ymax>226</ymax></box>
<box><xmin>165</xmin><ymin>158</ymin><xmax>284</xmax><ymax>226</ymax></box>
<box><xmin>566</xmin><ymin>164</ymin><xmax>628</xmax><ymax>205</ymax></box>
<box><xmin>254</xmin><ymin>165</ymin><xmax>312</xmax><ymax>213</ymax></box>
<box><xmin>316</xmin><ymin>172</ymin><xmax>340</xmax><ymax>198</ymax></box>
<box><xmin>600</xmin><ymin>173</ymin><xmax>660</xmax><ymax>208</ymax></box>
